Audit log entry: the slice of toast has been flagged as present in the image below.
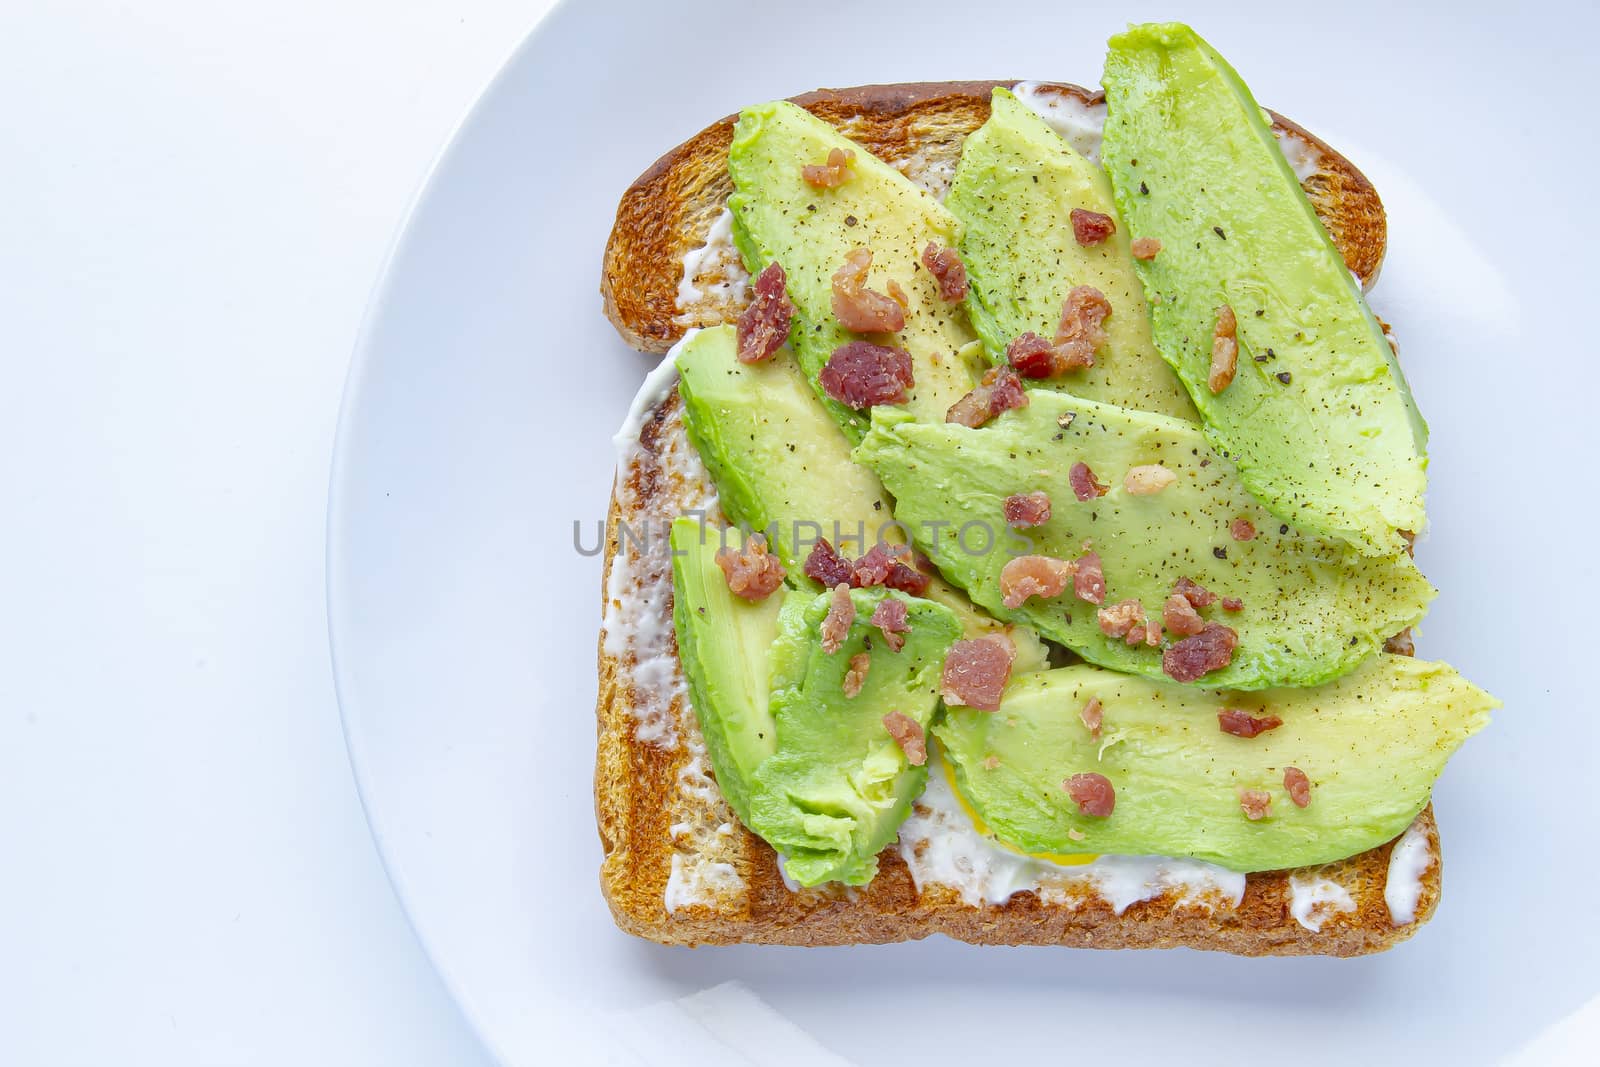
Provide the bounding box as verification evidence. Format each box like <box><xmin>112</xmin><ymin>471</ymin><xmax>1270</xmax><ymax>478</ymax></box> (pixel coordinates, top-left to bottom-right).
<box><xmin>596</xmin><ymin>82</ymin><xmax>1436</xmax><ymax>956</ymax></box>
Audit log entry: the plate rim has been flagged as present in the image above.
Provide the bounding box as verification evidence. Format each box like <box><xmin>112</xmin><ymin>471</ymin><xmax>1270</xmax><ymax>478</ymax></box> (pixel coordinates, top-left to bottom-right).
<box><xmin>323</xmin><ymin>5</ymin><xmax>576</xmax><ymax>1064</ymax></box>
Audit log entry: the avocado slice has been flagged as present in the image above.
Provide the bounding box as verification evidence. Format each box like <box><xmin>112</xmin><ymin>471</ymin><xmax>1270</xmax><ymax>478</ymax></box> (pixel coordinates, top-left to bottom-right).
<box><xmin>676</xmin><ymin>325</ymin><xmax>895</xmax><ymax>571</ymax></box>
<box><xmin>727</xmin><ymin>101</ymin><xmax>980</xmax><ymax>441</ymax></box>
<box><xmin>748</xmin><ymin>586</ymin><xmax>961</xmax><ymax>887</ymax></box>
<box><xmin>1100</xmin><ymin>23</ymin><xmax>1427</xmax><ymax>556</ymax></box>
<box><xmin>675</xmin><ymin>324</ymin><xmax>1049</xmax><ymax>671</ymax></box>
<box><xmin>947</xmin><ymin>88</ymin><xmax>1194</xmax><ymax>421</ymax></box>
<box><xmin>668</xmin><ymin>518</ymin><xmax>784</xmax><ymax>825</ymax></box>
<box><xmin>852</xmin><ymin>397</ymin><xmax>1435</xmax><ymax>690</ymax></box>
<box><xmin>937</xmin><ymin>654</ymin><xmax>1493</xmax><ymax>871</ymax></box>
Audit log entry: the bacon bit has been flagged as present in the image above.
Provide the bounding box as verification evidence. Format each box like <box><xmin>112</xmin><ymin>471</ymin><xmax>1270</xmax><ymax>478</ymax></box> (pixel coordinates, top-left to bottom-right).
<box><xmin>1006</xmin><ymin>331</ymin><xmax>1058</xmax><ymax>379</ymax></box>
<box><xmin>1124</xmin><ymin>464</ymin><xmax>1177</xmax><ymax>496</ymax></box>
<box><xmin>1218</xmin><ymin>708</ymin><xmax>1284</xmax><ymax>738</ymax></box>
<box><xmin>1070</xmin><ymin>208</ymin><xmax>1117</xmax><ymax>246</ymax></box>
<box><xmin>803</xmin><ymin>537</ymin><xmax>854</xmax><ymax>588</ymax></box>
<box><xmin>886</xmin><ymin>278</ymin><xmax>909</xmax><ymax>309</ymax></box>
<box><xmin>1130</xmin><ymin>236</ymin><xmax>1162</xmax><ymax>260</ymax></box>
<box><xmin>842</xmin><ymin>651</ymin><xmax>872</xmax><ymax>698</ymax></box>
<box><xmin>1220</xmin><ymin>597</ymin><xmax>1244</xmax><ymax>613</ymax></box>
<box><xmin>802</xmin><ymin>146</ymin><xmax>855</xmax><ymax>188</ymax></box>
<box><xmin>1209</xmin><ymin>304</ymin><xmax>1239</xmax><ymax>394</ymax></box>
<box><xmin>819</xmin><ymin>340</ymin><xmax>914</xmax><ymax>409</ymax></box>
<box><xmin>947</xmin><ymin>366</ymin><xmax>1029</xmax><ymax>427</ymax></box>
<box><xmin>819</xmin><ymin>583</ymin><xmax>855</xmax><ymax>654</ymax></box>
<box><xmin>1053</xmin><ymin>286</ymin><xmax>1112</xmax><ymax>372</ymax></box>
<box><xmin>1384</xmin><ymin>628</ymin><xmax>1415</xmax><ymax>657</ymax></box>
<box><xmin>1003</xmin><ymin>491</ymin><xmax>1052</xmax><ymax>528</ymax></box>
<box><xmin>1073</xmin><ymin>550</ymin><xmax>1106</xmax><ymax>606</ymax></box>
<box><xmin>940</xmin><ymin>635</ymin><xmax>1016</xmax><ymax>712</ymax></box>
<box><xmin>1173</xmin><ymin>576</ymin><xmax>1217</xmax><ymax>609</ymax></box>
<box><xmin>1097</xmin><ymin>599</ymin><xmax>1147</xmax><ymax>644</ymax></box>
<box><xmin>1079</xmin><ymin>696</ymin><xmax>1103</xmax><ymax>739</ymax></box>
<box><xmin>1069</xmin><ymin>462</ymin><xmax>1109</xmax><ymax>502</ymax></box>
<box><xmin>883</xmin><ymin>711</ymin><xmax>927</xmax><ymax>765</ymax></box>
<box><xmin>830</xmin><ymin>248</ymin><xmax>906</xmax><ymax>334</ymax></box>
<box><xmin>1230</xmin><ymin>518</ymin><xmax>1257</xmax><ymax>541</ymax></box>
<box><xmin>1143</xmin><ymin>618</ymin><xmax>1162</xmax><ymax>646</ymax></box>
<box><xmin>982</xmin><ymin>754</ymin><xmax>1002</xmax><ymax>771</ymax></box>
<box><xmin>921</xmin><ymin>242</ymin><xmax>969</xmax><ymax>301</ymax></box>
<box><xmin>1064</xmin><ymin>772</ymin><xmax>1116</xmax><ymax>817</ymax></box>
<box><xmin>851</xmin><ymin>542</ymin><xmax>902</xmax><ymax>587</ymax></box>
<box><xmin>1162</xmin><ymin>593</ymin><xmax>1205</xmax><ymax>637</ymax></box>
<box><xmin>999</xmin><ymin>554</ymin><xmax>1076</xmax><ymax>609</ymax></box>
<box><xmin>1162</xmin><ymin>623</ymin><xmax>1239</xmax><ymax>683</ymax></box>
<box><xmin>715</xmin><ymin>535</ymin><xmax>786</xmax><ymax>601</ymax></box>
<box><xmin>870</xmin><ymin>596</ymin><xmax>911</xmax><ymax>652</ymax></box>
<box><xmin>735</xmin><ymin>261</ymin><xmax>793</xmax><ymax>364</ymax></box>
<box><xmin>883</xmin><ymin>560</ymin><xmax>930</xmax><ymax>596</ymax></box>
<box><xmin>1284</xmin><ymin>766</ymin><xmax>1312</xmax><ymax>808</ymax></box>
<box><xmin>1239</xmin><ymin>789</ymin><xmax>1272</xmax><ymax>821</ymax></box>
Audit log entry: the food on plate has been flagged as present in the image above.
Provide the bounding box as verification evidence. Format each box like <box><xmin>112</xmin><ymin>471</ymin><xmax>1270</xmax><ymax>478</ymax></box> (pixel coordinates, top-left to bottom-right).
<box><xmin>596</xmin><ymin>22</ymin><xmax>1495</xmax><ymax>956</ymax></box>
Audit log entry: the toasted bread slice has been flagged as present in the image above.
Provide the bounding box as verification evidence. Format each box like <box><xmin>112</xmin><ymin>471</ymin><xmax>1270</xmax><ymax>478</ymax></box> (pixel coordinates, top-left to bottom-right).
<box><xmin>600</xmin><ymin>81</ymin><xmax>1386</xmax><ymax>354</ymax></box>
<box><xmin>596</xmin><ymin>82</ymin><xmax>1435</xmax><ymax>956</ymax></box>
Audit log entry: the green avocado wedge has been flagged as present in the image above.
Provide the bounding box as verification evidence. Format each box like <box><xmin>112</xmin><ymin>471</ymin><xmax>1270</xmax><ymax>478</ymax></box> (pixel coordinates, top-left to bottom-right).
<box><xmin>852</xmin><ymin>397</ymin><xmax>1435</xmax><ymax>690</ymax></box>
<box><xmin>728</xmin><ymin>101</ymin><xmax>980</xmax><ymax>441</ymax></box>
<box><xmin>674</xmin><ymin>325</ymin><xmax>1049</xmax><ymax>671</ymax></box>
<box><xmin>676</xmin><ymin>326</ymin><xmax>894</xmax><ymax>573</ymax></box>
<box><xmin>947</xmin><ymin>88</ymin><xmax>1194</xmax><ymax>420</ymax></box>
<box><xmin>1100</xmin><ymin>23</ymin><xmax>1427</xmax><ymax>557</ymax></box>
<box><xmin>748</xmin><ymin>586</ymin><xmax>961</xmax><ymax>887</ymax></box>
<box><xmin>668</xmin><ymin>518</ymin><xmax>784</xmax><ymax>825</ymax></box>
<box><xmin>937</xmin><ymin>654</ymin><xmax>1494</xmax><ymax>871</ymax></box>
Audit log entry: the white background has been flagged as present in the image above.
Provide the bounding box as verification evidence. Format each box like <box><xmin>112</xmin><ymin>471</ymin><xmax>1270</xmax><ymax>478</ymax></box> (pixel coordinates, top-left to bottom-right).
<box><xmin>5</xmin><ymin>1</ymin><xmax>1598</xmax><ymax>1065</ymax></box>
<box><xmin>0</xmin><ymin>2</ymin><xmax>549</xmax><ymax>1063</ymax></box>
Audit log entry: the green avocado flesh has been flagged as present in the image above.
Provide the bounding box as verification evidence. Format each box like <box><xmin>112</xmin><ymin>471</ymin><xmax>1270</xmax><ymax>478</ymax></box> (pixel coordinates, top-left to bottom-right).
<box><xmin>728</xmin><ymin>100</ymin><xmax>979</xmax><ymax>441</ymax></box>
<box><xmin>677</xmin><ymin>326</ymin><xmax>892</xmax><ymax>574</ymax></box>
<box><xmin>947</xmin><ymin>88</ymin><xmax>1194</xmax><ymax>421</ymax></box>
<box><xmin>852</xmin><ymin>398</ymin><xmax>1435</xmax><ymax>690</ymax></box>
<box><xmin>1100</xmin><ymin>23</ymin><xmax>1427</xmax><ymax>556</ymax></box>
<box><xmin>675</xmin><ymin>324</ymin><xmax>1049</xmax><ymax>670</ymax></box>
<box><xmin>669</xmin><ymin>519</ymin><xmax>783</xmax><ymax>825</ymax></box>
<box><xmin>748</xmin><ymin>587</ymin><xmax>961</xmax><ymax>886</ymax></box>
<box><xmin>937</xmin><ymin>654</ymin><xmax>1494</xmax><ymax>871</ymax></box>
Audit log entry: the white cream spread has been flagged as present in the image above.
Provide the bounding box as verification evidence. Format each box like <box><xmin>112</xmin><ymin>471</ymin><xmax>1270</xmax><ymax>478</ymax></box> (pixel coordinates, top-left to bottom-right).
<box><xmin>1274</xmin><ymin>128</ymin><xmax>1324</xmax><ymax>183</ymax></box>
<box><xmin>1012</xmin><ymin>81</ymin><xmax>1107</xmax><ymax>163</ymax></box>
<box><xmin>609</xmin><ymin>341</ymin><xmax>749</xmax><ymax>911</ymax></box>
<box><xmin>664</xmin><ymin>851</ymin><xmax>741</xmax><ymax>914</ymax></box>
<box><xmin>674</xmin><ymin>209</ymin><xmax>747</xmax><ymax>320</ymax></box>
<box><xmin>604</xmin><ymin>335</ymin><xmax>718</xmax><ymax>748</ymax></box>
<box><xmin>897</xmin><ymin>752</ymin><xmax>1246</xmax><ymax>914</ymax></box>
<box><xmin>1384</xmin><ymin>818</ymin><xmax>1433</xmax><ymax>925</ymax></box>
<box><xmin>895</xmin><ymin>148</ymin><xmax>958</xmax><ymax>200</ymax></box>
<box><xmin>1013</xmin><ymin>80</ymin><xmax>1324</xmax><ymax>184</ymax></box>
<box><xmin>1288</xmin><ymin>875</ymin><xmax>1357</xmax><ymax>932</ymax></box>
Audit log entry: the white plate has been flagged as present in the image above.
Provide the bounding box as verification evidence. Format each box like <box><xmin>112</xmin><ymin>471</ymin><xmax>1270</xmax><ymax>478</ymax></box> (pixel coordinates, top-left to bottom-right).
<box><xmin>328</xmin><ymin>2</ymin><xmax>1599</xmax><ymax>1062</ymax></box>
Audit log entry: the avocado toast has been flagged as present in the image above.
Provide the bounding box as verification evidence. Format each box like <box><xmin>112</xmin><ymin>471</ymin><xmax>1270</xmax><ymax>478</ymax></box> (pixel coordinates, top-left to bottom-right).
<box><xmin>596</xmin><ymin>24</ymin><xmax>1494</xmax><ymax>956</ymax></box>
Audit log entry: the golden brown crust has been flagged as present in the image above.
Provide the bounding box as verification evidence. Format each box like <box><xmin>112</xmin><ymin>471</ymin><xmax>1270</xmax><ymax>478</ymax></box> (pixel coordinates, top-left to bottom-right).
<box><xmin>595</xmin><ymin>392</ymin><xmax>1442</xmax><ymax>957</ymax></box>
<box><xmin>600</xmin><ymin>80</ymin><xmax>1387</xmax><ymax>354</ymax></box>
